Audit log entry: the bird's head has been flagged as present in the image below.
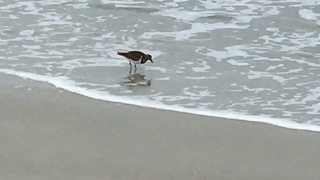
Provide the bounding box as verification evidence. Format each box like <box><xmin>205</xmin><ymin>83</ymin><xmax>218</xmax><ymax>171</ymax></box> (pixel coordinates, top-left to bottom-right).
<box><xmin>145</xmin><ymin>54</ymin><xmax>153</xmax><ymax>63</ymax></box>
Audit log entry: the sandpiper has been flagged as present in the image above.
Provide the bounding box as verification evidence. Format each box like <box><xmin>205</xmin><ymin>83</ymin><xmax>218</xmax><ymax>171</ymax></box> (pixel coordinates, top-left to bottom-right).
<box><xmin>117</xmin><ymin>51</ymin><xmax>153</xmax><ymax>73</ymax></box>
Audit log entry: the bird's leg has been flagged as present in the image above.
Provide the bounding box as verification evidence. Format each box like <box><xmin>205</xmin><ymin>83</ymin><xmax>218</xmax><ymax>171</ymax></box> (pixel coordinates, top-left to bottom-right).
<box><xmin>129</xmin><ymin>61</ymin><xmax>132</xmax><ymax>74</ymax></box>
<box><xmin>134</xmin><ymin>64</ymin><xmax>137</xmax><ymax>73</ymax></box>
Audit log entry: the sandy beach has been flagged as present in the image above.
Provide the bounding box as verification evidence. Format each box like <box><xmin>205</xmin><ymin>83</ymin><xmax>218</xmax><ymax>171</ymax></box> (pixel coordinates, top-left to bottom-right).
<box><xmin>1</xmin><ymin>74</ymin><xmax>320</xmax><ymax>180</ymax></box>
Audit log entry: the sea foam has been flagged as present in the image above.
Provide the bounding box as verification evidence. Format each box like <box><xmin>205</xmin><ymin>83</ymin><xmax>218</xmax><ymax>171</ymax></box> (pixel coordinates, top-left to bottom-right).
<box><xmin>1</xmin><ymin>68</ymin><xmax>320</xmax><ymax>133</ymax></box>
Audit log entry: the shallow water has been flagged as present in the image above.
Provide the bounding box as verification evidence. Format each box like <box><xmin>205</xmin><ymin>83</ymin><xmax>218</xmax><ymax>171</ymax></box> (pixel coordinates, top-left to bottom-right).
<box><xmin>1</xmin><ymin>0</ymin><xmax>320</xmax><ymax>130</ymax></box>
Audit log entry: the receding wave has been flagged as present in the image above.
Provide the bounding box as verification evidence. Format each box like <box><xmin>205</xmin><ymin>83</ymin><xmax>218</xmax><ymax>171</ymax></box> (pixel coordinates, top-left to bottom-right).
<box><xmin>1</xmin><ymin>68</ymin><xmax>319</xmax><ymax>132</ymax></box>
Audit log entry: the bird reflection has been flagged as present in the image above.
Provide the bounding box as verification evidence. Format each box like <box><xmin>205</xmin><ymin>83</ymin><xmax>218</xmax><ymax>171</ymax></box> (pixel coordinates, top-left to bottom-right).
<box><xmin>123</xmin><ymin>72</ymin><xmax>152</xmax><ymax>87</ymax></box>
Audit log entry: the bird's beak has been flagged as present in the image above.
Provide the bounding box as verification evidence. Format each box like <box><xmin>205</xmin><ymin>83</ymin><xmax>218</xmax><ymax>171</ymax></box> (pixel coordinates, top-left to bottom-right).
<box><xmin>150</xmin><ymin>59</ymin><xmax>153</xmax><ymax>63</ymax></box>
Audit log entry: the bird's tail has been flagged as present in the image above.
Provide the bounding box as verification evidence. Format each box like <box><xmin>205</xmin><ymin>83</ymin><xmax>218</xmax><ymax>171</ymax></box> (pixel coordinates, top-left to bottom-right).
<box><xmin>117</xmin><ymin>52</ymin><xmax>124</xmax><ymax>56</ymax></box>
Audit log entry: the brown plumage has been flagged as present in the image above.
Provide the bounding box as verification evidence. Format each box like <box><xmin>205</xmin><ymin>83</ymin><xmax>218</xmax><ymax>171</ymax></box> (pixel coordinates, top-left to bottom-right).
<box><xmin>117</xmin><ymin>51</ymin><xmax>153</xmax><ymax>64</ymax></box>
<box><xmin>117</xmin><ymin>51</ymin><xmax>153</xmax><ymax>73</ymax></box>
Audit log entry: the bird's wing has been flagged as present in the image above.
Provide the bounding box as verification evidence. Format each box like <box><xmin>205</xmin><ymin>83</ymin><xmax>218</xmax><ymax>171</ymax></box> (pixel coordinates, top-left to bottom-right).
<box><xmin>127</xmin><ymin>51</ymin><xmax>144</xmax><ymax>61</ymax></box>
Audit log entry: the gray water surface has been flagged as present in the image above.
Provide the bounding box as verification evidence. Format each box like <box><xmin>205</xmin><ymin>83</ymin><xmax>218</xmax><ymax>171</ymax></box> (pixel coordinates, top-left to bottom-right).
<box><xmin>1</xmin><ymin>0</ymin><xmax>320</xmax><ymax>126</ymax></box>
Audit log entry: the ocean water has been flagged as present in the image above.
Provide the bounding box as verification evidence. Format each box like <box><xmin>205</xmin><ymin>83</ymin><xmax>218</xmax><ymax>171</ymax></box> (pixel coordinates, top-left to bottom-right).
<box><xmin>1</xmin><ymin>0</ymin><xmax>320</xmax><ymax>132</ymax></box>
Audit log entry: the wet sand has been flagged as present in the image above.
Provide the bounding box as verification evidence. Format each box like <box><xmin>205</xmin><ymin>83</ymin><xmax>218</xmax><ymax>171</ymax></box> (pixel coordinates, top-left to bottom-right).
<box><xmin>1</xmin><ymin>75</ymin><xmax>320</xmax><ymax>180</ymax></box>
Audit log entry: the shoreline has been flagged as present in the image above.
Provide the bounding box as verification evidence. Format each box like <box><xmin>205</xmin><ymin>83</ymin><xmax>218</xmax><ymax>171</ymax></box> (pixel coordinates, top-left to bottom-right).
<box><xmin>0</xmin><ymin>69</ymin><xmax>319</xmax><ymax>132</ymax></box>
<box><xmin>1</xmin><ymin>74</ymin><xmax>320</xmax><ymax>180</ymax></box>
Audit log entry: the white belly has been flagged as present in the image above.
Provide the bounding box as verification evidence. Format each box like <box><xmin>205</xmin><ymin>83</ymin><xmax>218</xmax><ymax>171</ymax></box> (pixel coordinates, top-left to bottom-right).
<box><xmin>130</xmin><ymin>59</ymin><xmax>141</xmax><ymax>64</ymax></box>
<box><xmin>128</xmin><ymin>57</ymin><xmax>143</xmax><ymax>64</ymax></box>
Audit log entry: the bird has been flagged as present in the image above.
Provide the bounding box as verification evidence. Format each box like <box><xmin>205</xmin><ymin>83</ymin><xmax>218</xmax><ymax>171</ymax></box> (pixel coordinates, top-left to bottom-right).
<box><xmin>117</xmin><ymin>51</ymin><xmax>153</xmax><ymax>73</ymax></box>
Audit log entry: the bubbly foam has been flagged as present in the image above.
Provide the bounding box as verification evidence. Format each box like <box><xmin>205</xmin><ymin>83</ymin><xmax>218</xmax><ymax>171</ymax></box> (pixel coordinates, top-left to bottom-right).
<box><xmin>1</xmin><ymin>68</ymin><xmax>319</xmax><ymax>132</ymax></box>
<box><xmin>299</xmin><ymin>9</ymin><xmax>319</xmax><ymax>21</ymax></box>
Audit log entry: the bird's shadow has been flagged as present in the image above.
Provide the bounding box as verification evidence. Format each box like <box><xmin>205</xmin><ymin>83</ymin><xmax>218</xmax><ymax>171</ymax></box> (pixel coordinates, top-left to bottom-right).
<box><xmin>122</xmin><ymin>71</ymin><xmax>152</xmax><ymax>87</ymax></box>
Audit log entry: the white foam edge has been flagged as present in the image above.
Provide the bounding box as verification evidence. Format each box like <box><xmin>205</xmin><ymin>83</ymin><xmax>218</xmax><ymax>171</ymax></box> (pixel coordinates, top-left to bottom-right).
<box><xmin>1</xmin><ymin>68</ymin><xmax>320</xmax><ymax>133</ymax></box>
<box><xmin>299</xmin><ymin>9</ymin><xmax>319</xmax><ymax>21</ymax></box>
